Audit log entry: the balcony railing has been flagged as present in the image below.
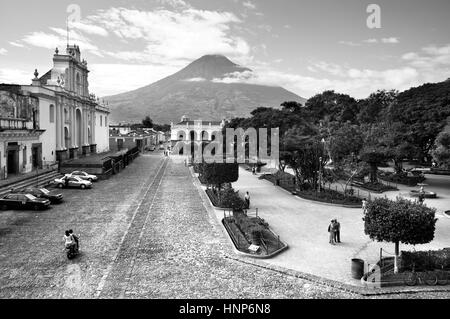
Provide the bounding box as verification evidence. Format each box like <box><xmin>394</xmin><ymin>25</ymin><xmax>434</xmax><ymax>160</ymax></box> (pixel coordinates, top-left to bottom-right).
<box><xmin>0</xmin><ymin>117</ymin><xmax>34</xmax><ymax>130</ymax></box>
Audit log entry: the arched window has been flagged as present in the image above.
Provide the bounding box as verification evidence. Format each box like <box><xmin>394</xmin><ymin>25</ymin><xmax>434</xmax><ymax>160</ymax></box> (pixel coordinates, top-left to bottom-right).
<box><xmin>49</xmin><ymin>104</ymin><xmax>55</xmax><ymax>123</ymax></box>
<box><xmin>100</xmin><ymin>115</ymin><xmax>103</xmax><ymax>127</ymax></box>
<box><xmin>105</xmin><ymin>116</ymin><xmax>108</xmax><ymax>126</ymax></box>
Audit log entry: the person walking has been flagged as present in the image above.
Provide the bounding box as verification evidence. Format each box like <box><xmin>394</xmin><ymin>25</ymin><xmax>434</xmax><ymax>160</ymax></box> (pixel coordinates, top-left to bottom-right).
<box><xmin>328</xmin><ymin>220</ymin><xmax>336</xmax><ymax>245</ymax></box>
<box><xmin>244</xmin><ymin>192</ymin><xmax>250</xmax><ymax>209</ymax></box>
<box><xmin>362</xmin><ymin>198</ymin><xmax>368</xmax><ymax>214</ymax></box>
<box><xmin>252</xmin><ymin>166</ymin><xmax>256</xmax><ymax>175</ymax></box>
<box><xmin>334</xmin><ymin>220</ymin><xmax>341</xmax><ymax>243</ymax></box>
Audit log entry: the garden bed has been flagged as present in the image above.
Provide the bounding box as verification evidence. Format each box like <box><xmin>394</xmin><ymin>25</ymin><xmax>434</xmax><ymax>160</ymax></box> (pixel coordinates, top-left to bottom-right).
<box><xmin>205</xmin><ymin>188</ymin><xmax>247</xmax><ymax>210</ymax></box>
<box><xmin>359</xmin><ymin>181</ymin><xmax>398</xmax><ymax>193</ymax></box>
<box><xmin>222</xmin><ymin>210</ymin><xmax>287</xmax><ymax>257</ymax></box>
<box><xmin>379</xmin><ymin>172</ymin><xmax>425</xmax><ymax>186</ymax></box>
<box><xmin>261</xmin><ymin>173</ymin><xmax>361</xmax><ymax>206</ymax></box>
<box><xmin>294</xmin><ymin>188</ymin><xmax>362</xmax><ymax>206</ymax></box>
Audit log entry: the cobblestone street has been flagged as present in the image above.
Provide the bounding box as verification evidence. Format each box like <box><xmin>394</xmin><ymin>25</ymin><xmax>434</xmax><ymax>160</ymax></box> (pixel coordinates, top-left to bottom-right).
<box><xmin>0</xmin><ymin>154</ymin><xmax>448</xmax><ymax>299</ymax></box>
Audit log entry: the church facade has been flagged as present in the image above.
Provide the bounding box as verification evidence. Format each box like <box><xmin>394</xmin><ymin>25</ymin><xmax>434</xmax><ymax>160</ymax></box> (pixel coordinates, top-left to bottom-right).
<box><xmin>0</xmin><ymin>45</ymin><xmax>110</xmax><ymax>179</ymax></box>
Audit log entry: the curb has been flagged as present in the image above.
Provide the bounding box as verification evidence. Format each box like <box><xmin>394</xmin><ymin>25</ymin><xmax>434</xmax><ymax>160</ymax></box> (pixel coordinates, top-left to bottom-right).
<box><xmin>189</xmin><ymin>166</ymin><xmax>450</xmax><ymax>296</ymax></box>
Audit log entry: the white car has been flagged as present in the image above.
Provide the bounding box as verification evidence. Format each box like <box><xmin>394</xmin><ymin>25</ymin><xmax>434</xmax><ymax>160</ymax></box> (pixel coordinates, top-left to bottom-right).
<box><xmin>54</xmin><ymin>176</ymin><xmax>93</xmax><ymax>189</ymax></box>
<box><xmin>65</xmin><ymin>171</ymin><xmax>98</xmax><ymax>182</ymax></box>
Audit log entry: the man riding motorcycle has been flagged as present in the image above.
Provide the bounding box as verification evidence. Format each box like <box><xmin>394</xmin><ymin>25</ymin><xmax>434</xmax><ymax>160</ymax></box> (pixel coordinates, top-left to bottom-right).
<box><xmin>63</xmin><ymin>230</ymin><xmax>79</xmax><ymax>259</ymax></box>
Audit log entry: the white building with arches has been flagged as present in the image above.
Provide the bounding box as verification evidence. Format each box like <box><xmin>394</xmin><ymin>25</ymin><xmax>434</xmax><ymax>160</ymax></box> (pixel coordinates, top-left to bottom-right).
<box><xmin>20</xmin><ymin>45</ymin><xmax>110</xmax><ymax>164</ymax></box>
<box><xmin>170</xmin><ymin>116</ymin><xmax>225</xmax><ymax>147</ymax></box>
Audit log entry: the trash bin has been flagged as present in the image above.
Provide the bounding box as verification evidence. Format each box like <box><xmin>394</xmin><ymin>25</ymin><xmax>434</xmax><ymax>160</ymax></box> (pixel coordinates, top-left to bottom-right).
<box><xmin>351</xmin><ymin>258</ymin><xmax>365</xmax><ymax>279</ymax></box>
<box><xmin>276</xmin><ymin>179</ymin><xmax>280</xmax><ymax>186</ymax></box>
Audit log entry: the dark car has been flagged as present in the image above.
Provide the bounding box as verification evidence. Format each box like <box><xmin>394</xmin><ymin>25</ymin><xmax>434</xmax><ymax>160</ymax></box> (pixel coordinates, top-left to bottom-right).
<box><xmin>0</xmin><ymin>193</ymin><xmax>51</xmax><ymax>211</ymax></box>
<box><xmin>15</xmin><ymin>187</ymin><xmax>63</xmax><ymax>204</ymax></box>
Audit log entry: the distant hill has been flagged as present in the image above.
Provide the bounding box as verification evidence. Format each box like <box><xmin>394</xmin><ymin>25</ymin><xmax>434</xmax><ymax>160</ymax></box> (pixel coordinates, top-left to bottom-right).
<box><xmin>104</xmin><ymin>55</ymin><xmax>306</xmax><ymax>124</ymax></box>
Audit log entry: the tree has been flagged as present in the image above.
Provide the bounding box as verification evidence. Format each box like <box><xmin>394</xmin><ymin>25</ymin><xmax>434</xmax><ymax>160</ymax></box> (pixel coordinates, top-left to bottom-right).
<box><xmin>387</xmin><ymin>81</ymin><xmax>450</xmax><ymax>162</ymax></box>
<box><xmin>364</xmin><ymin>197</ymin><xmax>437</xmax><ymax>273</ymax></box>
<box><xmin>305</xmin><ymin>91</ymin><xmax>359</xmax><ymax>124</ymax></box>
<box><xmin>327</xmin><ymin>123</ymin><xmax>364</xmax><ymax>164</ymax></box>
<box><xmin>283</xmin><ymin>125</ymin><xmax>327</xmax><ymax>189</ymax></box>
<box><xmin>357</xmin><ymin>90</ymin><xmax>398</xmax><ymax>124</ymax></box>
<box><xmin>432</xmin><ymin>132</ymin><xmax>450</xmax><ymax>169</ymax></box>
<box><xmin>142</xmin><ymin>116</ymin><xmax>154</xmax><ymax>128</ymax></box>
<box><xmin>200</xmin><ymin>162</ymin><xmax>239</xmax><ymax>190</ymax></box>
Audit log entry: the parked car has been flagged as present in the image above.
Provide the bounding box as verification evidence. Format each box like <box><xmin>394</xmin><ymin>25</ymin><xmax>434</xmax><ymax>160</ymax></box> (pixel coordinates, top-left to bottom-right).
<box><xmin>0</xmin><ymin>193</ymin><xmax>51</xmax><ymax>211</ymax></box>
<box><xmin>15</xmin><ymin>187</ymin><xmax>63</xmax><ymax>204</ymax></box>
<box><xmin>146</xmin><ymin>145</ymin><xmax>156</xmax><ymax>151</ymax></box>
<box><xmin>159</xmin><ymin>144</ymin><xmax>165</xmax><ymax>150</ymax></box>
<box><xmin>54</xmin><ymin>176</ymin><xmax>93</xmax><ymax>189</ymax></box>
<box><xmin>65</xmin><ymin>171</ymin><xmax>98</xmax><ymax>182</ymax></box>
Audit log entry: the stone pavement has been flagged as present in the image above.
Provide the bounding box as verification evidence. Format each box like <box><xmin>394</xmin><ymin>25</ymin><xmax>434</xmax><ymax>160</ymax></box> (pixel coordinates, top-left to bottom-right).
<box><xmin>1</xmin><ymin>154</ymin><xmax>449</xmax><ymax>299</ymax></box>
<box><xmin>231</xmin><ymin>168</ymin><xmax>450</xmax><ymax>288</ymax></box>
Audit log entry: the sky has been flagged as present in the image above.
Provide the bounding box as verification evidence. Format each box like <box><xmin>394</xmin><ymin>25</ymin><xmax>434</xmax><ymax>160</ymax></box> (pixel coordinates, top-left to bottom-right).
<box><xmin>0</xmin><ymin>0</ymin><xmax>449</xmax><ymax>99</ymax></box>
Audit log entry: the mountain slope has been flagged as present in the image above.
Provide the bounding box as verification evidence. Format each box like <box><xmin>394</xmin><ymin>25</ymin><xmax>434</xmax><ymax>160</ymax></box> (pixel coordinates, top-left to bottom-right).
<box><xmin>105</xmin><ymin>55</ymin><xmax>306</xmax><ymax>124</ymax></box>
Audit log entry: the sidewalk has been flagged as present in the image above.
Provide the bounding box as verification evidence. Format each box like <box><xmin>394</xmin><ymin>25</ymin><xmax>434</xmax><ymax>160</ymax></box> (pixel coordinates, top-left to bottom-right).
<box><xmin>232</xmin><ymin>168</ymin><xmax>450</xmax><ymax>287</ymax></box>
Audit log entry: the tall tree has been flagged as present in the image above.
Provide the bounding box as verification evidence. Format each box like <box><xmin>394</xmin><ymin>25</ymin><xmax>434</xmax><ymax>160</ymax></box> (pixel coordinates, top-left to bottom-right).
<box><xmin>142</xmin><ymin>116</ymin><xmax>154</xmax><ymax>128</ymax></box>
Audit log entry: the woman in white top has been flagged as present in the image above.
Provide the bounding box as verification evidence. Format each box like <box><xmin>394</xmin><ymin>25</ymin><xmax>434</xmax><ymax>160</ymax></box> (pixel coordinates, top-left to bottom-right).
<box><xmin>64</xmin><ymin>230</ymin><xmax>74</xmax><ymax>248</ymax></box>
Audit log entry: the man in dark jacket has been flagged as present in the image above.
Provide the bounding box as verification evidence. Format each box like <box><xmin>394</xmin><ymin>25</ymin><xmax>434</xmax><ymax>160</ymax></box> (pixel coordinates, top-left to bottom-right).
<box><xmin>334</xmin><ymin>220</ymin><xmax>341</xmax><ymax>243</ymax></box>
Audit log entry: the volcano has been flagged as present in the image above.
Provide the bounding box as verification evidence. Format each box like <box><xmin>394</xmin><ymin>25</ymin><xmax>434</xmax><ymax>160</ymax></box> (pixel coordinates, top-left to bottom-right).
<box><xmin>104</xmin><ymin>55</ymin><xmax>306</xmax><ymax>124</ymax></box>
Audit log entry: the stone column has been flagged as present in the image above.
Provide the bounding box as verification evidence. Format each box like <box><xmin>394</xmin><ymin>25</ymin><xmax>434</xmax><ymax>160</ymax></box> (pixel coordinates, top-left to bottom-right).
<box><xmin>56</xmin><ymin>103</ymin><xmax>61</xmax><ymax>151</ymax></box>
<box><xmin>61</xmin><ymin>104</ymin><xmax>65</xmax><ymax>149</ymax></box>
<box><xmin>84</xmin><ymin>109</ymin><xmax>89</xmax><ymax>145</ymax></box>
<box><xmin>91</xmin><ymin>109</ymin><xmax>96</xmax><ymax>143</ymax></box>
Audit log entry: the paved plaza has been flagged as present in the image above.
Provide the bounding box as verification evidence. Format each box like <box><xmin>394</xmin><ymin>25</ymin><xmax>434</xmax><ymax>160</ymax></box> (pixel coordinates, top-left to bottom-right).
<box><xmin>232</xmin><ymin>168</ymin><xmax>450</xmax><ymax>287</ymax></box>
<box><xmin>0</xmin><ymin>154</ymin><xmax>449</xmax><ymax>298</ymax></box>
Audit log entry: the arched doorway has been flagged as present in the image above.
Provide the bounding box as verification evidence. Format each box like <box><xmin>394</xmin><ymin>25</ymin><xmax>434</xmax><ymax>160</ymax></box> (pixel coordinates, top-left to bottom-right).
<box><xmin>64</xmin><ymin>127</ymin><xmax>70</xmax><ymax>149</ymax></box>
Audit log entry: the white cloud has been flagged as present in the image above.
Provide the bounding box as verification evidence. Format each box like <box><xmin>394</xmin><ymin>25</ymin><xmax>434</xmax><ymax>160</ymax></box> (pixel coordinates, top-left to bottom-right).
<box><xmin>9</xmin><ymin>42</ymin><xmax>24</xmax><ymax>48</ymax></box>
<box><xmin>338</xmin><ymin>41</ymin><xmax>361</xmax><ymax>47</ymax></box>
<box><xmin>70</xmin><ymin>22</ymin><xmax>109</xmax><ymax>37</ymax></box>
<box><xmin>89</xmin><ymin>63</ymin><xmax>180</xmax><ymax>96</ymax></box>
<box><xmin>363</xmin><ymin>38</ymin><xmax>378</xmax><ymax>44</ymax></box>
<box><xmin>87</xmin><ymin>7</ymin><xmax>249</xmax><ymax>65</ymax></box>
<box><xmin>243</xmin><ymin>1</ymin><xmax>256</xmax><ymax>10</ymax></box>
<box><xmin>0</xmin><ymin>68</ymin><xmax>31</xmax><ymax>84</ymax></box>
<box><xmin>0</xmin><ymin>48</ymin><xmax>7</xmax><ymax>55</ymax></box>
<box><xmin>184</xmin><ymin>77</ymin><xmax>207</xmax><ymax>82</ymax></box>
<box><xmin>401</xmin><ymin>43</ymin><xmax>450</xmax><ymax>82</ymax></box>
<box><xmin>381</xmin><ymin>37</ymin><xmax>399</xmax><ymax>44</ymax></box>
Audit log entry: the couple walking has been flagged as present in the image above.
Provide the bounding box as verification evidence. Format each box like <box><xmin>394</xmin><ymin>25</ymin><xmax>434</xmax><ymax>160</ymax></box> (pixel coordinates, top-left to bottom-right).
<box><xmin>328</xmin><ymin>219</ymin><xmax>341</xmax><ymax>245</ymax></box>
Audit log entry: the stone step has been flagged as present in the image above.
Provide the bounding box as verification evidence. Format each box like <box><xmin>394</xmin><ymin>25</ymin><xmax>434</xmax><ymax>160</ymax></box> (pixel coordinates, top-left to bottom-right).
<box><xmin>0</xmin><ymin>171</ymin><xmax>63</xmax><ymax>198</ymax></box>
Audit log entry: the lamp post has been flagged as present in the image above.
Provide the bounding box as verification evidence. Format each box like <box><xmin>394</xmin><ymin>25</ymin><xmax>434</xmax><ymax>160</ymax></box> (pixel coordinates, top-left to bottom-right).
<box><xmin>318</xmin><ymin>156</ymin><xmax>322</xmax><ymax>193</ymax></box>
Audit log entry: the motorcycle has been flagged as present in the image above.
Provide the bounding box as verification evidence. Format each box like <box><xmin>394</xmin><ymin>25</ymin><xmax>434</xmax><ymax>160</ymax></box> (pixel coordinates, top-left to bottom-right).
<box><xmin>65</xmin><ymin>236</ymin><xmax>80</xmax><ymax>260</ymax></box>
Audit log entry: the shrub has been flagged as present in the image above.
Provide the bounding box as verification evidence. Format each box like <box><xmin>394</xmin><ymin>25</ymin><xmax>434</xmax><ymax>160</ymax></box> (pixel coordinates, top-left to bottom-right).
<box><xmin>401</xmin><ymin>249</ymin><xmax>450</xmax><ymax>271</ymax></box>
<box><xmin>218</xmin><ymin>188</ymin><xmax>246</xmax><ymax>211</ymax></box>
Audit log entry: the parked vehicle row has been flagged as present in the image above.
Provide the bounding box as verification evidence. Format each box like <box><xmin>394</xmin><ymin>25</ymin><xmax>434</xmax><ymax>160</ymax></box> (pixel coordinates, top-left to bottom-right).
<box><xmin>0</xmin><ymin>171</ymin><xmax>98</xmax><ymax>211</ymax></box>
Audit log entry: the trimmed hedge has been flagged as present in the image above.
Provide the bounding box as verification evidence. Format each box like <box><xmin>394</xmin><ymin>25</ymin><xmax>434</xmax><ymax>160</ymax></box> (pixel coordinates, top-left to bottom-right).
<box><xmin>206</xmin><ymin>188</ymin><xmax>247</xmax><ymax>210</ymax></box>
<box><xmin>379</xmin><ymin>172</ymin><xmax>425</xmax><ymax>186</ymax></box>
<box><xmin>360</xmin><ymin>181</ymin><xmax>397</xmax><ymax>193</ymax></box>
<box><xmin>401</xmin><ymin>249</ymin><xmax>450</xmax><ymax>271</ymax></box>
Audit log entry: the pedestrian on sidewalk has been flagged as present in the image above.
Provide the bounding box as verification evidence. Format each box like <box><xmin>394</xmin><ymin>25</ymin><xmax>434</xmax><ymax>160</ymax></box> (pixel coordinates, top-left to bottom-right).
<box><xmin>252</xmin><ymin>166</ymin><xmax>256</xmax><ymax>175</ymax></box>
<box><xmin>362</xmin><ymin>198</ymin><xmax>368</xmax><ymax>214</ymax></box>
<box><xmin>334</xmin><ymin>219</ymin><xmax>341</xmax><ymax>243</ymax></box>
<box><xmin>244</xmin><ymin>191</ymin><xmax>250</xmax><ymax>209</ymax></box>
<box><xmin>328</xmin><ymin>219</ymin><xmax>336</xmax><ymax>245</ymax></box>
